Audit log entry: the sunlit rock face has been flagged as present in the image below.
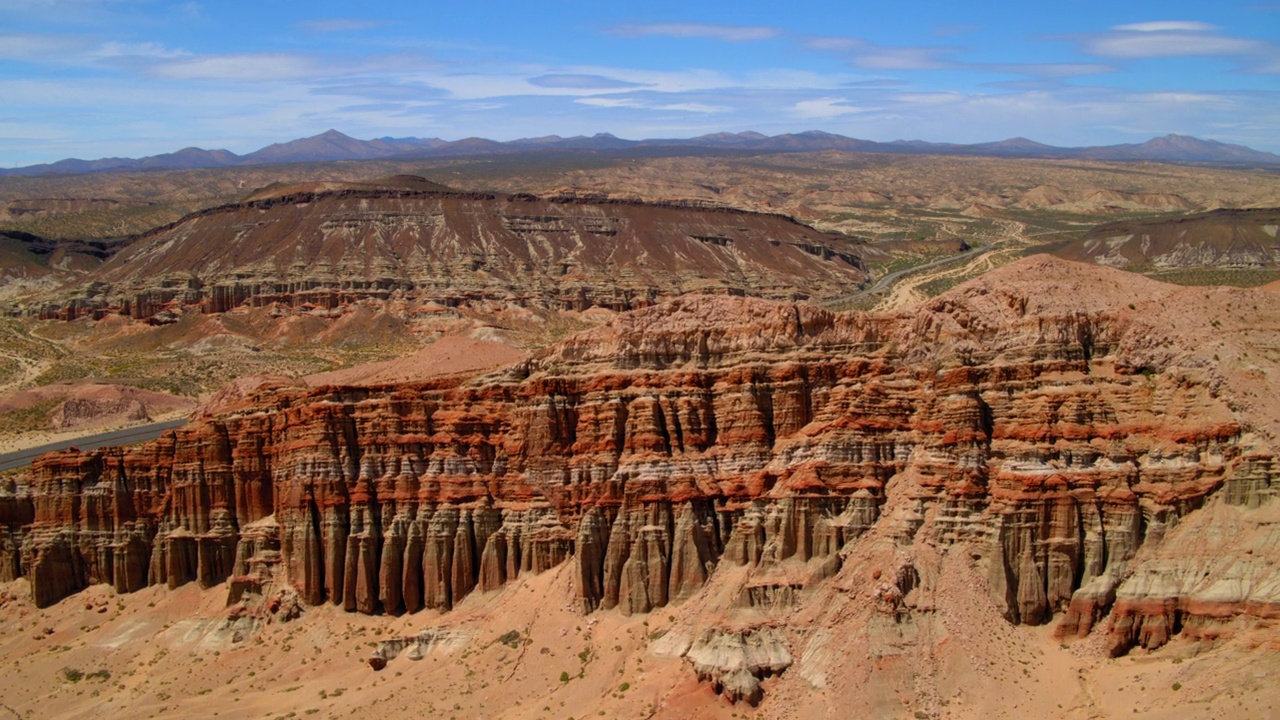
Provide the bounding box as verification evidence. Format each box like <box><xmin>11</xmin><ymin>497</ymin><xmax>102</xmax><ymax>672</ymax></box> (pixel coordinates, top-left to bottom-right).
<box><xmin>8</xmin><ymin>257</ymin><xmax>1280</xmax><ymax>662</ymax></box>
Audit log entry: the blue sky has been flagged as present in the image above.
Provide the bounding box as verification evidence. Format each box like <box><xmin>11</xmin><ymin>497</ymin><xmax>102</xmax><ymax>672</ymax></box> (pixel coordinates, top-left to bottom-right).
<box><xmin>1</xmin><ymin>0</ymin><xmax>1278</xmax><ymax>166</ymax></box>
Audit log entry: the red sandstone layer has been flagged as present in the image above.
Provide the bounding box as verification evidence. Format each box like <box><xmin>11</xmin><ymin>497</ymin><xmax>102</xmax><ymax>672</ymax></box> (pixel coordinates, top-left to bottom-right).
<box><xmin>3</xmin><ymin>256</ymin><xmax>1278</xmax><ymax>663</ymax></box>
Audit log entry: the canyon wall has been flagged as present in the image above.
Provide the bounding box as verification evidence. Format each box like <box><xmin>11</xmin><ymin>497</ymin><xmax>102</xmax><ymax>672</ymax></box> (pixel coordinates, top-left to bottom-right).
<box><xmin>5</xmin><ymin>259</ymin><xmax>1277</xmax><ymax>657</ymax></box>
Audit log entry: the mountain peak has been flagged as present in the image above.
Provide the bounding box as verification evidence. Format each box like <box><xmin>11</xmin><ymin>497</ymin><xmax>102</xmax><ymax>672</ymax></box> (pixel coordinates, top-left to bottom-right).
<box><xmin>3</xmin><ymin>130</ymin><xmax>1277</xmax><ymax>177</ymax></box>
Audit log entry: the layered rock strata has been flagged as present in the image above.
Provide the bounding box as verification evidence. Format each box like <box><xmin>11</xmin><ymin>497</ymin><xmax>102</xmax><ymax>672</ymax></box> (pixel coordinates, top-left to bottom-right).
<box><xmin>6</xmin><ymin>258</ymin><xmax>1278</xmax><ymax>660</ymax></box>
<box><xmin>1059</xmin><ymin>207</ymin><xmax>1280</xmax><ymax>269</ymax></box>
<box><xmin>684</xmin><ymin>627</ymin><xmax>793</xmax><ymax>705</ymax></box>
<box><xmin>31</xmin><ymin>183</ymin><xmax>869</xmax><ymax>321</ymax></box>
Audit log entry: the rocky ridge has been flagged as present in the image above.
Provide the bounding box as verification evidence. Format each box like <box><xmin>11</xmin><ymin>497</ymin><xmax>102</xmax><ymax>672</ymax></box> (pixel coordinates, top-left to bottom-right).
<box><xmin>1059</xmin><ymin>207</ymin><xmax>1280</xmax><ymax>269</ymax></box>
<box><xmin>4</xmin><ymin>130</ymin><xmax>1277</xmax><ymax>178</ymax></box>
<box><xmin>26</xmin><ymin>178</ymin><xmax>869</xmax><ymax>322</ymax></box>
<box><xmin>2</xmin><ymin>256</ymin><xmax>1279</xmax><ymax>703</ymax></box>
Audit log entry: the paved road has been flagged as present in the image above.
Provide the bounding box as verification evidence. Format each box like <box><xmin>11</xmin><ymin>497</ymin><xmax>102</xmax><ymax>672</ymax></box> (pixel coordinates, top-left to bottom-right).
<box><xmin>0</xmin><ymin>418</ymin><xmax>188</xmax><ymax>472</ymax></box>
<box><xmin>820</xmin><ymin>244</ymin><xmax>986</xmax><ymax>308</ymax></box>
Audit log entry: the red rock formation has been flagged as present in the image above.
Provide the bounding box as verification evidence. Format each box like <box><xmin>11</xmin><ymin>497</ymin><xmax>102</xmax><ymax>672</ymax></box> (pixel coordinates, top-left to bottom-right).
<box><xmin>6</xmin><ymin>257</ymin><xmax>1278</xmax><ymax>660</ymax></box>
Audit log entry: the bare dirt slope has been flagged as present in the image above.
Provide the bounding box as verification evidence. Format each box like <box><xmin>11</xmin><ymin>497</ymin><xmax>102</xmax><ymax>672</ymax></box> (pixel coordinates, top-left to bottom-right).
<box><xmin>303</xmin><ymin>335</ymin><xmax>528</xmax><ymax>387</ymax></box>
<box><xmin>2</xmin><ymin>549</ymin><xmax>1278</xmax><ymax>720</ymax></box>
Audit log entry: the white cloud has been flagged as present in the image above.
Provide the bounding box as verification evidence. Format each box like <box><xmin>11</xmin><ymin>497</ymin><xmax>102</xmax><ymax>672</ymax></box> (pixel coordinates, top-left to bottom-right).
<box><xmin>657</xmin><ymin>102</ymin><xmax>731</xmax><ymax>114</ymax></box>
<box><xmin>1134</xmin><ymin>91</ymin><xmax>1235</xmax><ymax>107</ymax></box>
<box><xmin>804</xmin><ymin>36</ymin><xmax>956</xmax><ymax>71</ymax></box>
<box><xmin>853</xmin><ymin>47</ymin><xmax>954</xmax><ymax>70</ymax></box>
<box><xmin>803</xmin><ymin>37</ymin><xmax>864</xmax><ymax>52</ymax></box>
<box><xmin>792</xmin><ymin>97</ymin><xmax>863</xmax><ymax>118</ymax></box>
<box><xmin>611</xmin><ymin>23</ymin><xmax>780</xmax><ymax>42</ymax></box>
<box><xmin>142</xmin><ymin>51</ymin><xmax>440</xmax><ymax>82</ymax></box>
<box><xmin>1069</xmin><ymin>22</ymin><xmax>1269</xmax><ymax>61</ymax></box>
<box><xmin>96</xmin><ymin>41</ymin><xmax>190</xmax><ymax>59</ymax></box>
<box><xmin>427</xmin><ymin>67</ymin><xmax>734</xmax><ymax>100</ymax></box>
<box><xmin>2</xmin><ymin>10</ymin><xmax>1280</xmax><ymax>164</ymax></box>
<box><xmin>1086</xmin><ymin>32</ymin><xmax>1260</xmax><ymax>58</ymax></box>
<box><xmin>527</xmin><ymin>74</ymin><xmax>648</xmax><ymax>90</ymax></box>
<box><xmin>893</xmin><ymin>92</ymin><xmax>963</xmax><ymax>106</ymax></box>
<box><xmin>1113</xmin><ymin>21</ymin><xmax>1218</xmax><ymax>33</ymax></box>
<box><xmin>575</xmin><ymin>97</ymin><xmax>730</xmax><ymax>114</ymax></box>
<box><xmin>150</xmin><ymin>53</ymin><xmax>328</xmax><ymax>81</ymax></box>
<box><xmin>575</xmin><ymin>97</ymin><xmax>643</xmax><ymax>109</ymax></box>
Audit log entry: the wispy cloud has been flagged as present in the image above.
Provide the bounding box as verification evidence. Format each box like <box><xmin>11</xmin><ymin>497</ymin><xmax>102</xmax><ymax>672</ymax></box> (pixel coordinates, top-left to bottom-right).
<box><xmin>576</xmin><ymin>96</ymin><xmax>731</xmax><ymax>113</ymax></box>
<box><xmin>1112</xmin><ymin>21</ymin><xmax>1218</xmax><ymax>33</ymax></box>
<box><xmin>309</xmin><ymin>81</ymin><xmax>447</xmax><ymax>102</ymax></box>
<box><xmin>96</xmin><ymin>41</ymin><xmax>190</xmax><ymax>59</ymax></box>
<box><xmin>662</xmin><ymin>102</ymin><xmax>732</xmax><ymax>113</ymax></box>
<box><xmin>611</xmin><ymin>23</ymin><xmax>780</xmax><ymax>42</ymax></box>
<box><xmin>841</xmin><ymin>79</ymin><xmax>908</xmax><ymax>88</ymax></box>
<box><xmin>527</xmin><ymin>74</ymin><xmax>649</xmax><ymax>90</ymax></box>
<box><xmin>1065</xmin><ymin>21</ymin><xmax>1275</xmax><ymax>70</ymax></box>
<box><xmin>791</xmin><ymin>97</ymin><xmax>866</xmax><ymax>118</ymax></box>
<box><xmin>297</xmin><ymin>19</ymin><xmax>384</xmax><ymax>34</ymax></box>
<box><xmin>427</xmin><ymin>67</ymin><xmax>735</xmax><ymax>100</ymax></box>
<box><xmin>2</xmin><ymin>7</ymin><xmax>1280</xmax><ymax>165</ymax></box>
<box><xmin>853</xmin><ymin>46</ymin><xmax>956</xmax><ymax>71</ymax></box>
<box><xmin>802</xmin><ymin>36</ymin><xmax>863</xmax><ymax>53</ymax></box>
<box><xmin>1086</xmin><ymin>31</ymin><xmax>1259</xmax><ymax>58</ymax></box>
<box><xmin>803</xmin><ymin>36</ymin><xmax>959</xmax><ymax>71</ymax></box>
<box><xmin>986</xmin><ymin>62</ymin><xmax>1113</xmax><ymax>79</ymax></box>
<box><xmin>145</xmin><ymin>51</ymin><xmax>439</xmax><ymax>82</ymax></box>
<box><xmin>0</xmin><ymin>32</ymin><xmax>89</xmax><ymax>61</ymax></box>
<box><xmin>575</xmin><ymin>97</ymin><xmax>642</xmax><ymax>109</ymax></box>
<box><xmin>149</xmin><ymin>53</ymin><xmax>342</xmax><ymax>81</ymax></box>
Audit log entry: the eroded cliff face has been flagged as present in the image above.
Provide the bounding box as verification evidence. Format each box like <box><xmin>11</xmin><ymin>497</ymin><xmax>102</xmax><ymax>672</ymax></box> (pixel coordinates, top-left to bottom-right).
<box><xmin>1059</xmin><ymin>207</ymin><xmax>1280</xmax><ymax>270</ymax></box>
<box><xmin>5</xmin><ymin>257</ymin><xmax>1278</xmax><ymax>669</ymax></box>
<box><xmin>31</xmin><ymin>184</ymin><xmax>868</xmax><ymax>322</ymax></box>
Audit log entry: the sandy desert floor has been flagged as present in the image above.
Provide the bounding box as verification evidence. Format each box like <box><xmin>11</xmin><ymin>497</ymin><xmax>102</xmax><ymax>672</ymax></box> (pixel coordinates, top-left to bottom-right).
<box><xmin>3</xmin><ymin>558</ymin><xmax>1280</xmax><ymax>720</ymax></box>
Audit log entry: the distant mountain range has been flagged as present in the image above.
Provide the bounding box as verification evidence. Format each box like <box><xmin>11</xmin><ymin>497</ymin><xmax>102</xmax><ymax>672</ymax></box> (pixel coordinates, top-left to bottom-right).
<box><xmin>3</xmin><ymin>129</ymin><xmax>1278</xmax><ymax>177</ymax></box>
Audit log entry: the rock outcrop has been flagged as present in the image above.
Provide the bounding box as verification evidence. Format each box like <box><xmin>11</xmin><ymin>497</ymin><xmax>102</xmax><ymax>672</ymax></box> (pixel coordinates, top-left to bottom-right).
<box><xmin>371</xmin><ymin>627</ymin><xmax>472</xmax><ymax>665</ymax></box>
<box><xmin>1058</xmin><ymin>207</ymin><xmax>1280</xmax><ymax>269</ymax></box>
<box><xmin>31</xmin><ymin>181</ymin><xmax>869</xmax><ymax>321</ymax></box>
<box><xmin>5</xmin><ymin>257</ymin><xmax>1279</xmax><ymax>666</ymax></box>
<box><xmin>684</xmin><ymin>627</ymin><xmax>792</xmax><ymax>705</ymax></box>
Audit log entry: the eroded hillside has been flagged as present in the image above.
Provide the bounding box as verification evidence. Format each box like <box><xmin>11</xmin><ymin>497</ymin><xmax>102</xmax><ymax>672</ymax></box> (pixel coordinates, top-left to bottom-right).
<box><xmin>3</xmin><ymin>257</ymin><xmax>1279</xmax><ymax>719</ymax></box>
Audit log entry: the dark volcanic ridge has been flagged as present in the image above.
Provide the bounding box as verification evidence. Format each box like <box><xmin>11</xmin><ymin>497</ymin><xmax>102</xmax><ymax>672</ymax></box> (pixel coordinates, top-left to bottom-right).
<box><xmin>4</xmin><ymin>129</ymin><xmax>1278</xmax><ymax>177</ymax></box>
<box><xmin>17</xmin><ymin>177</ymin><xmax>871</xmax><ymax>321</ymax></box>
